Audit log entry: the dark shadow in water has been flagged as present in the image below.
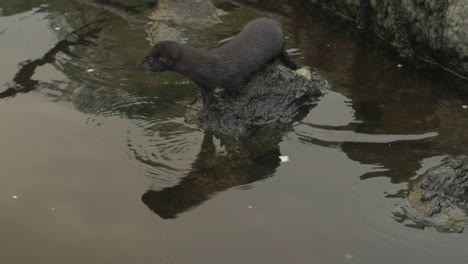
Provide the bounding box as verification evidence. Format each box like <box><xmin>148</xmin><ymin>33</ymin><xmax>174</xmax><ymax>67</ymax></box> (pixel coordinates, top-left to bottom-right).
<box><xmin>0</xmin><ymin>18</ymin><xmax>109</xmax><ymax>99</ymax></box>
<box><xmin>141</xmin><ymin>128</ymin><xmax>283</xmax><ymax>219</ymax></box>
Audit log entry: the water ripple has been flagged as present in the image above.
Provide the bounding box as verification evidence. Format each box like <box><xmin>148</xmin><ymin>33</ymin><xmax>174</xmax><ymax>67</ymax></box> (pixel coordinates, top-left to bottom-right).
<box><xmin>125</xmin><ymin>119</ymin><xmax>202</xmax><ymax>190</ymax></box>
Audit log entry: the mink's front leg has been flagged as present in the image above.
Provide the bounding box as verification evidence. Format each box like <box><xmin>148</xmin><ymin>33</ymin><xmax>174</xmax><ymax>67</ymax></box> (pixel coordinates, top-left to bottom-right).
<box><xmin>198</xmin><ymin>86</ymin><xmax>214</xmax><ymax>120</ymax></box>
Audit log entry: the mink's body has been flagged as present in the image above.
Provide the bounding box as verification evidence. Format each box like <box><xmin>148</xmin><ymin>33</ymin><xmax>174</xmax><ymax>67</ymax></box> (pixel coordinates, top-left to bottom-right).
<box><xmin>138</xmin><ymin>18</ymin><xmax>299</xmax><ymax>118</ymax></box>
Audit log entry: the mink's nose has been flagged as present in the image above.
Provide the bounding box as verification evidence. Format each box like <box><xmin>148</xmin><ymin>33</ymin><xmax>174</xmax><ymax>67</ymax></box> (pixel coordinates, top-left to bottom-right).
<box><xmin>137</xmin><ymin>60</ymin><xmax>150</xmax><ymax>72</ymax></box>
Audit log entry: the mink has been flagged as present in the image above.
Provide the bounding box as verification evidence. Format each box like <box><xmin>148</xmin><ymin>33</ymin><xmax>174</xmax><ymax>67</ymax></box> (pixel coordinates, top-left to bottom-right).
<box><xmin>138</xmin><ymin>18</ymin><xmax>299</xmax><ymax>118</ymax></box>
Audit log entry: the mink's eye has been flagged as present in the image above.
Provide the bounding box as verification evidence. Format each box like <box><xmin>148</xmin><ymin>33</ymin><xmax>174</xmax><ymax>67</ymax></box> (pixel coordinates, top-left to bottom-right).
<box><xmin>159</xmin><ymin>55</ymin><xmax>171</xmax><ymax>66</ymax></box>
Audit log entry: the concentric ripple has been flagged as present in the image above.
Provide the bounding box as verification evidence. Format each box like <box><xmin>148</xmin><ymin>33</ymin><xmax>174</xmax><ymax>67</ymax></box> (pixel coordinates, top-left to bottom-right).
<box><xmin>125</xmin><ymin>118</ymin><xmax>203</xmax><ymax>190</ymax></box>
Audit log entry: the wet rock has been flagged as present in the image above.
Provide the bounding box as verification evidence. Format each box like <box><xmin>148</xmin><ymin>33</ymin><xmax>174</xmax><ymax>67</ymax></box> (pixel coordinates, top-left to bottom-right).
<box><xmin>311</xmin><ymin>0</ymin><xmax>468</xmax><ymax>92</ymax></box>
<box><xmin>185</xmin><ymin>65</ymin><xmax>326</xmax><ymax>139</ymax></box>
<box><xmin>395</xmin><ymin>155</ymin><xmax>468</xmax><ymax>233</ymax></box>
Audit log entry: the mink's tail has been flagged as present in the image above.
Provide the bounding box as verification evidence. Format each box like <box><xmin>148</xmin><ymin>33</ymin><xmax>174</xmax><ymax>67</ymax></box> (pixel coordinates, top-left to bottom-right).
<box><xmin>279</xmin><ymin>48</ymin><xmax>300</xmax><ymax>70</ymax></box>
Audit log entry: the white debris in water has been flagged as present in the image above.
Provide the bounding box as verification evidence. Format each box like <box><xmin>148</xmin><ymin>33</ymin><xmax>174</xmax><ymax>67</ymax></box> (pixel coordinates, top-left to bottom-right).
<box><xmin>286</xmin><ymin>48</ymin><xmax>300</xmax><ymax>53</ymax></box>
<box><xmin>462</xmin><ymin>105</ymin><xmax>467</xmax><ymax>109</ymax></box>
<box><xmin>51</xmin><ymin>208</ymin><xmax>55</xmax><ymax>211</ymax></box>
<box><xmin>12</xmin><ymin>195</ymin><xmax>18</xmax><ymax>199</ymax></box>
<box><xmin>326</xmin><ymin>44</ymin><xmax>330</xmax><ymax>47</ymax></box>
<box><xmin>279</xmin><ymin>156</ymin><xmax>290</xmax><ymax>163</ymax></box>
<box><xmin>345</xmin><ymin>254</ymin><xmax>354</xmax><ymax>262</ymax></box>
<box><xmin>86</xmin><ymin>69</ymin><xmax>95</xmax><ymax>73</ymax></box>
<box><xmin>397</xmin><ymin>64</ymin><xmax>403</xmax><ymax>68</ymax></box>
<box><xmin>54</xmin><ymin>26</ymin><xmax>60</xmax><ymax>31</ymax></box>
<box><xmin>247</xmin><ymin>206</ymin><xmax>253</xmax><ymax>209</ymax></box>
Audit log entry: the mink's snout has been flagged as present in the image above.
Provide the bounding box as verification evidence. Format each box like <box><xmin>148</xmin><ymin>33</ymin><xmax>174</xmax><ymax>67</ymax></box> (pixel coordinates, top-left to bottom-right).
<box><xmin>137</xmin><ymin>60</ymin><xmax>152</xmax><ymax>72</ymax></box>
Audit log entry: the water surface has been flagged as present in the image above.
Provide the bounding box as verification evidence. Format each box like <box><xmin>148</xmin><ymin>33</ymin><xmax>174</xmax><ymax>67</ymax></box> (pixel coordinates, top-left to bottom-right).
<box><xmin>1</xmin><ymin>1</ymin><xmax>468</xmax><ymax>263</ymax></box>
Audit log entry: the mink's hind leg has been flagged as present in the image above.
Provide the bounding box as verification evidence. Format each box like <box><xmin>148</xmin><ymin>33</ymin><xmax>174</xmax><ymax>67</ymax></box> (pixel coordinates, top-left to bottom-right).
<box><xmin>279</xmin><ymin>48</ymin><xmax>300</xmax><ymax>70</ymax></box>
<box><xmin>198</xmin><ymin>86</ymin><xmax>214</xmax><ymax>120</ymax></box>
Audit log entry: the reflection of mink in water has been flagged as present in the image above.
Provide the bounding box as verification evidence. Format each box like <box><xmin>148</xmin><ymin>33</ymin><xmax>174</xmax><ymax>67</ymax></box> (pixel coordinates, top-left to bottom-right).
<box><xmin>138</xmin><ymin>18</ymin><xmax>299</xmax><ymax>118</ymax></box>
<box><xmin>141</xmin><ymin>131</ymin><xmax>282</xmax><ymax>219</ymax></box>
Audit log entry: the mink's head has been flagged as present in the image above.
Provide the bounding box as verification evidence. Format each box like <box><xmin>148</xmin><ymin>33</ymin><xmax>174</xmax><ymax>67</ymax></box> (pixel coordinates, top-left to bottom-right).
<box><xmin>137</xmin><ymin>41</ymin><xmax>181</xmax><ymax>72</ymax></box>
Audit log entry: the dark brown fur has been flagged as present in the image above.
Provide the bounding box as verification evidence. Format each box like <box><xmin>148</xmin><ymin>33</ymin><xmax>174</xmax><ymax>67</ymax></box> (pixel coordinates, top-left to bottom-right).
<box><xmin>138</xmin><ymin>18</ymin><xmax>299</xmax><ymax>118</ymax></box>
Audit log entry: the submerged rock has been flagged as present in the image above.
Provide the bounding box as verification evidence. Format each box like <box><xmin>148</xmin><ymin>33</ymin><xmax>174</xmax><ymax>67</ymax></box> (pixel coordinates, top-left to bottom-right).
<box><xmin>81</xmin><ymin>0</ymin><xmax>148</xmax><ymax>24</ymax></box>
<box><xmin>148</xmin><ymin>0</ymin><xmax>225</xmax><ymax>27</ymax></box>
<box><xmin>185</xmin><ymin>65</ymin><xmax>326</xmax><ymax>139</ymax></box>
<box><xmin>311</xmin><ymin>0</ymin><xmax>468</xmax><ymax>92</ymax></box>
<box><xmin>395</xmin><ymin>155</ymin><xmax>468</xmax><ymax>233</ymax></box>
<box><xmin>146</xmin><ymin>22</ymin><xmax>187</xmax><ymax>45</ymax></box>
<box><xmin>146</xmin><ymin>0</ymin><xmax>225</xmax><ymax>45</ymax></box>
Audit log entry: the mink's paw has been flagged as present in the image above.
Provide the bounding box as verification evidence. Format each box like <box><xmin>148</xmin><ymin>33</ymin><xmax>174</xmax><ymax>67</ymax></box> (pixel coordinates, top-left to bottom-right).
<box><xmin>197</xmin><ymin>107</ymin><xmax>209</xmax><ymax>121</ymax></box>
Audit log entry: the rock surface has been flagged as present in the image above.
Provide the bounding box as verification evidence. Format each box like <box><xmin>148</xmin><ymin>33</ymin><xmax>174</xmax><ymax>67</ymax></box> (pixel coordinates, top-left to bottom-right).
<box><xmin>185</xmin><ymin>65</ymin><xmax>326</xmax><ymax>139</ymax></box>
<box><xmin>395</xmin><ymin>155</ymin><xmax>468</xmax><ymax>233</ymax></box>
<box><xmin>311</xmin><ymin>0</ymin><xmax>468</xmax><ymax>91</ymax></box>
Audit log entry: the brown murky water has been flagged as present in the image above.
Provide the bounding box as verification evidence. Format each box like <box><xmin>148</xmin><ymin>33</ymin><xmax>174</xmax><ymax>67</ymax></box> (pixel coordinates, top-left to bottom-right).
<box><xmin>1</xmin><ymin>0</ymin><xmax>468</xmax><ymax>263</ymax></box>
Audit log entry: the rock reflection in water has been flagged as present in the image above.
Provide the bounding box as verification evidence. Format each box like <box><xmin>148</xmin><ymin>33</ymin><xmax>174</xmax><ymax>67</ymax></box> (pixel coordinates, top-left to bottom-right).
<box><xmin>287</xmin><ymin>0</ymin><xmax>468</xmax><ymax>194</ymax></box>
<box><xmin>0</xmin><ymin>18</ymin><xmax>108</xmax><ymax>99</ymax></box>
